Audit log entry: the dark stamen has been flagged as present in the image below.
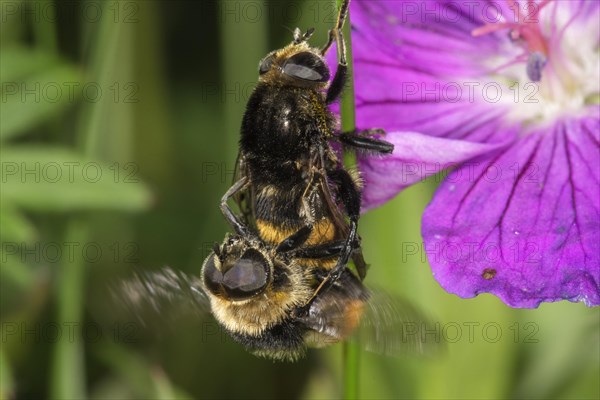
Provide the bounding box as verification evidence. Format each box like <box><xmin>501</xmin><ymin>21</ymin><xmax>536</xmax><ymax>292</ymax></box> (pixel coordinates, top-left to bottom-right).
<box><xmin>526</xmin><ymin>51</ymin><xmax>547</xmax><ymax>82</ymax></box>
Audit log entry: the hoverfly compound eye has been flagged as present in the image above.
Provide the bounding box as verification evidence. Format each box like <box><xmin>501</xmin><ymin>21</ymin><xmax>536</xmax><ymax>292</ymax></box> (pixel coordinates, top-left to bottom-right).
<box><xmin>202</xmin><ymin>253</ymin><xmax>223</xmax><ymax>296</ymax></box>
<box><xmin>283</xmin><ymin>52</ymin><xmax>330</xmax><ymax>82</ymax></box>
<box><xmin>202</xmin><ymin>249</ymin><xmax>270</xmax><ymax>300</ymax></box>
<box><xmin>259</xmin><ymin>54</ymin><xmax>274</xmax><ymax>75</ymax></box>
<box><xmin>222</xmin><ymin>249</ymin><xmax>269</xmax><ymax>300</ymax></box>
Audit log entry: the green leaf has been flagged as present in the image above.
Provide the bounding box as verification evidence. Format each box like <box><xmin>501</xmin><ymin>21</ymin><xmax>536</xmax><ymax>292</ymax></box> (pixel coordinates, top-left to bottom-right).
<box><xmin>1</xmin><ymin>62</ymin><xmax>82</xmax><ymax>141</ymax></box>
<box><xmin>0</xmin><ymin>202</ymin><xmax>37</xmax><ymax>243</ymax></box>
<box><xmin>0</xmin><ymin>46</ymin><xmax>60</xmax><ymax>83</ymax></box>
<box><xmin>0</xmin><ymin>252</ymin><xmax>35</xmax><ymax>290</ymax></box>
<box><xmin>0</xmin><ymin>202</ymin><xmax>37</xmax><ymax>289</ymax></box>
<box><xmin>1</xmin><ymin>146</ymin><xmax>152</xmax><ymax>212</ymax></box>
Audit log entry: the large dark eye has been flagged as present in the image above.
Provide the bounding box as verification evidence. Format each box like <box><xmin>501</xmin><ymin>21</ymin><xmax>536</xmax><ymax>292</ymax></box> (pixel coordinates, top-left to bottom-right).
<box><xmin>203</xmin><ymin>249</ymin><xmax>269</xmax><ymax>300</ymax></box>
<box><xmin>222</xmin><ymin>249</ymin><xmax>269</xmax><ymax>299</ymax></box>
<box><xmin>259</xmin><ymin>53</ymin><xmax>275</xmax><ymax>75</ymax></box>
<box><xmin>202</xmin><ymin>253</ymin><xmax>223</xmax><ymax>296</ymax></box>
<box><xmin>282</xmin><ymin>52</ymin><xmax>330</xmax><ymax>82</ymax></box>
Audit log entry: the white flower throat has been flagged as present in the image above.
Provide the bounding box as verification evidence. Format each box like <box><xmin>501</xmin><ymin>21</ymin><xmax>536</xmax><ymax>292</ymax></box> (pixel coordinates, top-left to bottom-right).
<box><xmin>473</xmin><ymin>0</ymin><xmax>599</xmax><ymax>127</ymax></box>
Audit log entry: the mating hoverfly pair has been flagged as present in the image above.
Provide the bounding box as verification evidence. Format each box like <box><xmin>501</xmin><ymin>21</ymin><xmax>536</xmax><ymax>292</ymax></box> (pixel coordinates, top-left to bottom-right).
<box><xmin>118</xmin><ymin>0</ymin><xmax>427</xmax><ymax>361</ymax></box>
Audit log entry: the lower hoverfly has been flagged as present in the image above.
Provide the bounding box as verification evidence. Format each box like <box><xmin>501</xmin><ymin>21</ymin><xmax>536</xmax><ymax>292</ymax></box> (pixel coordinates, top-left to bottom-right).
<box><xmin>116</xmin><ymin>178</ymin><xmax>432</xmax><ymax>360</ymax></box>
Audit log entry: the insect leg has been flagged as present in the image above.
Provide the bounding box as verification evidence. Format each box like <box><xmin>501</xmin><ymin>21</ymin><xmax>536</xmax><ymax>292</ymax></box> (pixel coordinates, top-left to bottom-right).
<box><xmin>221</xmin><ymin>177</ymin><xmax>253</xmax><ymax>237</ymax></box>
<box><xmin>300</xmin><ymin>168</ymin><xmax>361</xmax><ymax>311</ymax></box>
<box><xmin>324</xmin><ymin>0</ymin><xmax>350</xmax><ymax>104</ymax></box>
<box><xmin>290</xmin><ymin>238</ymin><xmax>359</xmax><ymax>259</ymax></box>
<box><xmin>337</xmin><ymin>129</ymin><xmax>394</xmax><ymax>154</ymax></box>
<box><xmin>275</xmin><ymin>225</ymin><xmax>313</xmax><ymax>253</ymax></box>
<box><xmin>325</xmin><ymin>62</ymin><xmax>346</xmax><ymax>105</ymax></box>
<box><xmin>326</xmin><ymin>167</ymin><xmax>361</xmax><ymax>270</ymax></box>
<box><xmin>276</xmin><ymin>222</ymin><xmax>356</xmax><ymax>259</ymax></box>
<box><xmin>275</xmin><ymin>168</ymin><xmax>341</xmax><ymax>254</ymax></box>
<box><xmin>321</xmin><ymin>0</ymin><xmax>350</xmax><ymax>56</ymax></box>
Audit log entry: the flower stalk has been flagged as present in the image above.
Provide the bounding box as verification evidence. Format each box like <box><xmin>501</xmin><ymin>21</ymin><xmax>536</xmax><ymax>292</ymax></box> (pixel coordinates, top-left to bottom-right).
<box><xmin>337</xmin><ymin>1</ymin><xmax>361</xmax><ymax>398</ymax></box>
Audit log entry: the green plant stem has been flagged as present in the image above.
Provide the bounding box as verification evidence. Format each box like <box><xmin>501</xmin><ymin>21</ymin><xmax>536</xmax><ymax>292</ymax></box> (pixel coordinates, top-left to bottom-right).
<box><xmin>343</xmin><ymin>340</ymin><xmax>361</xmax><ymax>399</ymax></box>
<box><xmin>51</xmin><ymin>219</ymin><xmax>87</xmax><ymax>399</ymax></box>
<box><xmin>338</xmin><ymin>1</ymin><xmax>360</xmax><ymax>399</ymax></box>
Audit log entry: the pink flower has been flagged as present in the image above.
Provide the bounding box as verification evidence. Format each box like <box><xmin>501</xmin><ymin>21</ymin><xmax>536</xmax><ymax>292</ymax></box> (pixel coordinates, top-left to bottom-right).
<box><xmin>343</xmin><ymin>0</ymin><xmax>599</xmax><ymax>307</ymax></box>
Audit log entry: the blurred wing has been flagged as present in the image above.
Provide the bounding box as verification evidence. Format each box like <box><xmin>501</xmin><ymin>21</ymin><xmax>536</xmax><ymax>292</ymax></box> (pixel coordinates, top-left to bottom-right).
<box><xmin>111</xmin><ymin>267</ymin><xmax>211</xmax><ymax>327</ymax></box>
<box><xmin>299</xmin><ymin>270</ymin><xmax>443</xmax><ymax>357</ymax></box>
<box><xmin>232</xmin><ymin>151</ymin><xmax>256</xmax><ymax>227</ymax></box>
<box><xmin>354</xmin><ymin>290</ymin><xmax>444</xmax><ymax>357</ymax></box>
<box><xmin>298</xmin><ymin>269</ymin><xmax>369</xmax><ymax>347</ymax></box>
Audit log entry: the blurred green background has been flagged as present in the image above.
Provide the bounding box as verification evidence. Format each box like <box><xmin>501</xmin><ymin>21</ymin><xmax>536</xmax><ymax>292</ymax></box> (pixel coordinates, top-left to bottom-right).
<box><xmin>1</xmin><ymin>0</ymin><xmax>598</xmax><ymax>399</ymax></box>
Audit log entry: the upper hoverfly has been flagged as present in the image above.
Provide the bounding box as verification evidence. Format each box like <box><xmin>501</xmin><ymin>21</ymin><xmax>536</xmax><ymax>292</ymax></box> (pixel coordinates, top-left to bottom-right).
<box><xmin>233</xmin><ymin>0</ymin><xmax>393</xmax><ymax>309</ymax></box>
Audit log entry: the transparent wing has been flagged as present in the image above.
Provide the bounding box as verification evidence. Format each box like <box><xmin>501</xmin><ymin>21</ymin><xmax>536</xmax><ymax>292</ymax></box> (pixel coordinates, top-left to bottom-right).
<box><xmin>111</xmin><ymin>267</ymin><xmax>211</xmax><ymax>328</ymax></box>
<box><xmin>299</xmin><ymin>271</ymin><xmax>443</xmax><ymax>357</ymax></box>
<box><xmin>355</xmin><ymin>290</ymin><xmax>444</xmax><ymax>357</ymax></box>
<box><xmin>298</xmin><ymin>269</ymin><xmax>369</xmax><ymax>347</ymax></box>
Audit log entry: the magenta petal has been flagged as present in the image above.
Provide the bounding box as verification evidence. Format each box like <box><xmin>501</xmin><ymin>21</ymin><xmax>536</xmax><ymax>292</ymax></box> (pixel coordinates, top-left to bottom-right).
<box><xmin>359</xmin><ymin>131</ymin><xmax>510</xmax><ymax>211</ymax></box>
<box><xmin>351</xmin><ymin>57</ymin><xmax>518</xmax><ymax>144</ymax></box>
<box><xmin>422</xmin><ymin>117</ymin><xmax>600</xmax><ymax>307</ymax></box>
<box><xmin>351</xmin><ymin>0</ymin><xmax>513</xmax><ymax>77</ymax></box>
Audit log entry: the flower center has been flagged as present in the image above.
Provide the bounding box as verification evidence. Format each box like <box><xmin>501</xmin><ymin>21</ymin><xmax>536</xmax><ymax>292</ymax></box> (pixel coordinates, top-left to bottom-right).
<box><xmin>472</xmin><ymin>0</ymin><xmax>552</xmax><ymax>82</ymax></box>
<box><xmin>471</xmin><ymin>0</ymin><xmax>600</xmax><ymax>126</ymax></box>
